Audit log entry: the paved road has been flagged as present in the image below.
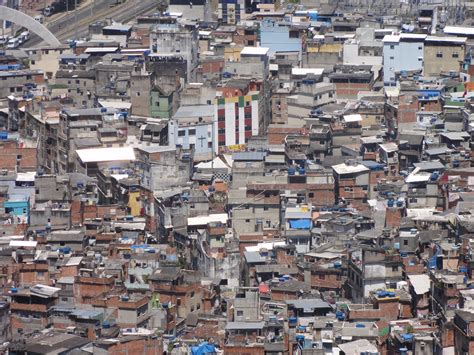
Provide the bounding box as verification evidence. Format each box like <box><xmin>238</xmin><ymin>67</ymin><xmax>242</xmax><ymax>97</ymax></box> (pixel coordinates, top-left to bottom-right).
<box><xmin>27</xmin><ymin>0</ymin><xmax>158</xmax><ymax>47</ymax></box>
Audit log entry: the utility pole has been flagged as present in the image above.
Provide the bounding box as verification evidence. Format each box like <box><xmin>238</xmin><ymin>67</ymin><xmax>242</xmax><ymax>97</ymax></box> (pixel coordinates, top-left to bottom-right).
<box><xmin>74</xmin><ymin>0</ymin><xmax>78</xmax><ymax>40</ymax></box>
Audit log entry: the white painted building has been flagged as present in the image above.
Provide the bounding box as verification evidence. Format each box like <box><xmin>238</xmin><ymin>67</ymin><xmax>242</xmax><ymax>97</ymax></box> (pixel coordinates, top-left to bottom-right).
<box><xmin>382</xmin><ymin>33</ymin><xmax>427</xmax><ymax>86</ymax></box>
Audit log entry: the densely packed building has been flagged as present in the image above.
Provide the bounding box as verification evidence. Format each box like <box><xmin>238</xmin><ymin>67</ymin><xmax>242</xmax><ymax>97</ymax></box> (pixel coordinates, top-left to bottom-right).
<box><xmin>0</xmin><ymin>1</ymin><xmax>473</xmax><ymax>354</ymax></box>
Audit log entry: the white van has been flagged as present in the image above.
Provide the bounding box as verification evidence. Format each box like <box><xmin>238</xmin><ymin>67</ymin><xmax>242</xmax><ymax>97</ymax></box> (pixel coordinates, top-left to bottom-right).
<box><xmin>34</xmin><ymin>15</ymin><xmax>44</xmax><ymax>23</ymax></box>
<box><xmin>7</xmin><ymin>38</ymin><xmax>20</xmax><ymax>49</ymax></box>
<box><xmin>20</xmin><ymin>31</ymin><xmax>30</xmax><ymax>43</ymax></box>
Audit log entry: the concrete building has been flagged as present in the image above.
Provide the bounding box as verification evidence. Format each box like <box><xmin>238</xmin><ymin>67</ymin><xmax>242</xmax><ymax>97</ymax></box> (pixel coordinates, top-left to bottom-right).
<box><xmin>423</xmin><ymin>36</ymin><xmax>467</xmax><ymax>76</ymax></box>
<box><xmin>169</xmin><ymin>105</ymin><xmax>214</xmax><ymax>159</ymax></box>
<box><xmin>215</xmin><ymin>78</ymin><xmax>264</xmax><ymax>152</ymax></box>
<box><xmin>218</xmin><ymin>0</ymin><xmax>245</xmax><ymax>25</ymax></box>
<box><xmin>382</xmin><ymin>34</ymin><xmax>427</xmax><ymax>86</ymax></box>
<box><xmin>150</xmin><ymin>23</ymin><xmax>198</xmax><ymax>83</ymax></box>
<box><xmin>260</xmin><ymin>20</ymin><xmax>303</xmax><ymax>55</ymax></box>
<box><xmin>343</xmin><ymin>28</ymin><xmax>383</xmax><ymax>67</ymax></box>
<box><xmin>332</xmin><ymin>161</ymin><xmax>370</xmax><ymax>210</ymax></box>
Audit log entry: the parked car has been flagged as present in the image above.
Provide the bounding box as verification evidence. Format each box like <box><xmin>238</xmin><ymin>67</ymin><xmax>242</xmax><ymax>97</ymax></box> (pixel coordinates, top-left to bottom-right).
<box><xmin>34</xmin><ymin>14</ymin><xmax>44</xmax><ymax>23</ymax></box>
<box><xmin>20</xmin><ymin>31</ymin><xmax>30</xmax><ymax>43</ymax></box>
<box><xmin>43</xmin><ymin>6</ymin><xmax>54</xmax><ymax>16</ymax></box>
<box><xmin>7</xmin><ymin>38</ymin><xmax>20</xmax><ymax>49</ymax></box>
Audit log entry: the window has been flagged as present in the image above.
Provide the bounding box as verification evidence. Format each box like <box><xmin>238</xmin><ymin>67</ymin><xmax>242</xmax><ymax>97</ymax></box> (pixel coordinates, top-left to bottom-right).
<box><xmin>436</xmin><ymin>52</ymin><xmax>443</xmax><ymax>58</ymax></box>
<box><xmin>26</xmin><ymin>75</ymin><xmax>32</xmax><ymax>80</ymax></box>
<box><xmin>392</xmin><ymin>266</ymin><xmax>399</xmax><ymax>272</ymax></box>
<box><xmin>245</xmin><ymin>219</ymin><xmax>250</xmax><ymax>223</ymax></box>
<box><xmin>389</xmin><ymin>56</ymin><xmax>394</xmax><ymax>60</ymax></box>
<box><xmin>177</xmin><ymin>298</ymin><xmax>181</xmax><ymax>306</ymax></box>
<box><xmin>191</xmin><ymin>291</ymin><xmax>195</xmax><ymax>298</ymax></box>
<box><xmin>390</xmin><ymin>45</ymin><xmax>395</xmax><ymax>50</ymax></box>
<box><xmin>75</xmin><ymin>79</ymin><xmax>80</xmax><ymax>84</ymax></box>
<box><xmin>188</xmin><ymin>129</ymin><xmax>196</xmax><ymax>136</ymax></box>
<box><xmin>178</xmin><ymin>130</ymin><xmax>186</xmax><ymax>137</ymax></box>
<box><xmin>344</xmin><ymin>187</ymin><xmax>353</xmax><ymax>192</ymax></box>
<box><xmin>403</xmin><ymin>240</ymin><xmax>408</xmax><ymax>246</ymax></box>
<box><xmin>236</xmin><ymin>310</ymin><xmax>243</xmax><ymax>316</ymax></box>
<box><xmin>319</xmin><ymin>274</ymin><xmax>325</xmax><ymax>280</ymax></box>
<box><xmin>155</xmin><ymin>101</ymin><xmax>160</xmax><ymax>107</ymax></box>
<box><xmin>289</xmin><ymin>30</ymin><xmax>299</xmax><ymax>38</ymax></box>
<box><xmin>452</xmin><ymin>52</ymin><xmax>459</xmax><ymax>58</ymax></box>
<box><xmin>309</xmin><ymin>193</ymin><xmax>314</xmax><ymax>198</ymax></box>
<box><xmin>136</xmin><ymin>92</ymin><xmax>141</xmax><ymax>96</ymax></box>
<box><xmin>418</xmin><ymin>46</ymin><xmax>422</xmax><ymax>50</ymax></box>
<box><xmin>190</xmin><ymin>144</ymin><xmax>195</xmax><ymax>150</ymax></box>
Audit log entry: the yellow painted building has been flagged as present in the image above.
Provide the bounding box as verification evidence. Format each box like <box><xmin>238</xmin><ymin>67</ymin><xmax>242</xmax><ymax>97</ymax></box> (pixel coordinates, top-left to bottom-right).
<box><xmin>128</xmin><ymin>190</ymin><xmax>141</xmax><ymax>217</ymax></box>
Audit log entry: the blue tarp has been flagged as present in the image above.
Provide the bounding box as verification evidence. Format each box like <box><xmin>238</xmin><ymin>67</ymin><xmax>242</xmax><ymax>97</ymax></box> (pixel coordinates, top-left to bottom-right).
<box><xmin>191</xmin><ymin>342</ymin><xmax>216</xmax><ymax>355</ymax></box>
<box><xmin>428</xmin><ymin>244</ymin><xmax>440</xmax><ymax>269</ymax></box>
<box><xmin>289</xmin><ymin>219</ymin><xmax>311</xmax><ymax>229</ymax></box>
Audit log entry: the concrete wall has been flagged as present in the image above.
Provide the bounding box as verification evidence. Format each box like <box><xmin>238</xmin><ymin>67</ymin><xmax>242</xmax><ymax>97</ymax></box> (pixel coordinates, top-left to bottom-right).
<box><xmin>424</xmin><ymin>42</ymin><xmax>465</xmax><ymax>76</ymax></box>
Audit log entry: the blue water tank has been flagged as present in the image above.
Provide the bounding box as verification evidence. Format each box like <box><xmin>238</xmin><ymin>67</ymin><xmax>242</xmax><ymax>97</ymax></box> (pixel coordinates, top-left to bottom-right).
<box><xmin>100</xmin><ymin>107</ymin><xmax>107</xmax><ymax>113</ymax></box>
<box><xmin>430</xmin><ymin>172</ymin><xmax>439</xmax><ymax>181</ymax></box>
<box><xmin>288</xmin><ymin>167</ymin><xmax>296</xmax><ymax>176</ymax></box>
<box><xmin>453</xmin><ymin>160</ymin><xmax>460</xmax><ymax>168</ymax></box>
<box><xmin>336</xmin><ymin>311</ymin><xmax>345</xmax><ymax>320</ymax></box>
<box><xmin>299</xmin><ymin>168</ymin><xmax>305</xmax><ymax>175</ymax></box>
<box><xmin>387</xmin><ymin>199</ymin><xmax>394</xmax><ymax>207</ymax></box>
<box><xmin>289</xmin><ymin>317</ymin><xmax>297</xmax><ymax>326</ymax></box>
<box><xmin>356</xmin><ymin>323</ymin><xmax>365</xmax><ymax>328</ymax></box>
<box><xmin>11</xmin><ymin>287</ymin><xmax>18</xmax><ymax>293</ymax></box>
<box><xmin>295</xmin><ymin>334</ymin><xmax>305</xmax><ymax>341</ymax></box>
